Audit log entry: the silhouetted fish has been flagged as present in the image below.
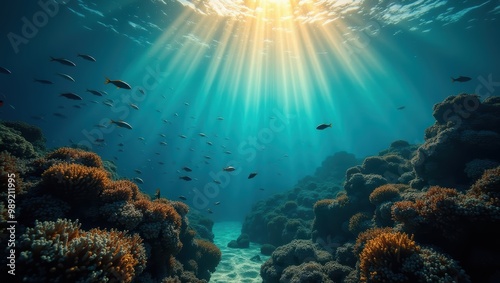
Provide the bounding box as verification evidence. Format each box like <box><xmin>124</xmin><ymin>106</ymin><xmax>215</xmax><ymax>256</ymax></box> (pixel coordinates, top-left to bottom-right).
<box><xmin>87</xmin><ymin>89</ymin><xmax>103</xmax><ymax>96</ymax></box>
<box><xmin>397</xmin><ymin>106</ymin><xmax>405</xmax><ymax>110</ymax></box>
<box><xmin>111</xmin><ymin>120</ymin><xmax>132</xmax><ymax>129</ymax></box>
<box><xmin>56</xmin><ymin>73</ymin><xmax>75</xmax><ymax>82</ymax></box>
<box><xmin>34</xmin><ymin>78</ymin><xmax>53</xmax><ymax>84</ymax></box>
<box><xmin>77</xmin><ymin>53</ymin><xmax>96</xmax><ymax>62</ymax></box>
<box><xmin>180</xmin><ymin>176</ymin><xmax>192</xmax><ymax>181</ymax></box>
<box><xmin>60</xmin><ymin>92</ymin><xmax>82</xmax><ymax>100</ymax></box>
<box><xmin>223</xmin><ymin>166</ymin><xmax>236</xmax><ymax>172</ymax></box>
<box><xmin>182</xmin><ymin>166</ymin><xmax>192</xmax><ymax>172</ymax></box>
<box><xmin>316</xmin><ymin>123</ymin><xmax>332</xmax><ymax>130</ymax></box>
<box><xmin>133</xmin><ymin>177</ymin><xmax>144</xmax><ymax>184</ymax></box>
<box><xmin>0</xmin><ymin>67</ymin><xmax>11</xmax><ymax>74</ymax></box>
<box><xmin>179</xmin><ymin>195</ymin><xmax>187</xmax><ymax>200</ymax></box>
<box><xmin>155</xmin><ymin>189</ymin><xmax>161</xmax><ymax>200</ymax></box>
<box><xmin>451</xmin><ymin>76</ymin><xmax>471</xmax><ymax>83</ymax></box>
<box><xmin>248</xmin><ymin>172</ymin><xmax>258</xmax><ymax>179</ymax></box>
<box><xmin>105</xmin><ymin>77</ymin><xmax>131</xmax><ymax>89</ymax></box>
<box><xmin>50</xmin><ymin>56</ymin><xmax>76</xmax><ymax>66</ymax></box>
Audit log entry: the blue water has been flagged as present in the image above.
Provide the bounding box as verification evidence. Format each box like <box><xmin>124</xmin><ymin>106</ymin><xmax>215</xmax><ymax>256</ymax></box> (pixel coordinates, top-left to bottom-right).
<box><xmin>1</xmin><ymin>0</ymin><xmax>499</xmax><ymax>220</ymax></box>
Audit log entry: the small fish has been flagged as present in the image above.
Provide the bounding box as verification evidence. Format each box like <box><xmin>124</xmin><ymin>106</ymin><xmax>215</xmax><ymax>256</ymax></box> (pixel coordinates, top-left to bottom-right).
<box><xmin>130</xmin><ymin>103</ymin><xmax>139</xmax><ymax>110</ymax></box>
<box><xmin>87</xmin><ymin>89</ymin><xmax>103</xmax><ymax>96</ymax></box>
<box><xmin>138</xmin><ymin>137</ymin><xmax>145</xmax><ymax>141</ymax></box>
<box><xmin>95</xmin><ymin>138</ymin><xmax>105</xmax><ymax>143</ymax></box>
<box><xmin>207</xmin><ymin>141</ymin><xmax>213</xmax><ymax>146</ymax></box>
<box><xmin>204</xmin><ymin>155</ymin><xmax>211</xmax><ymax>159</ymax></box>
<box><xmin>180</xmin><ymin>176</ymin><xmax>192</xmax><ymax>181</ymax></box>
<box><xmin>259</xmin><ymin>188</ymin><xmax>265</xmax><ymax>191</ymax></box>
<box><xmin>184</xmin><ymin>102</ymin><xmax>189</xmax><ymax>106</ymax></box>
<box><xmin>60</xmin><ymin>92</ymin><xmax>82</xmax><ymax>100</ymax></box>
<box><xmin>77</xmin><ymin>53</ymin><xmax>96</xmax><ymax>62</ymax></box>
<box><xmin>182</xmin><ymin>166</ymin><xmax>192</xmax><ymax>172</ymax></box>
<box><xmin>0</xmin><ymin>67</ymin><xmax>11</xmax><ymax>74</ymax></box>
<box><xmin>139</xmin><ymin>88</ymin><xmax>145</xmax><ymax>94</ymax></box>
<box><xmin>53</xmin><ymin>112</ymin><xmax>67</xmax><ymax>118</ymax></box>
<box><xmin>199</xmin><ymin>133</ymin><xmax>207</xmax><ymax>137</ymax></box>
<box><xmin>50</xmin><ymin>56</ymin><xmax>76</xmax><ymax>67</ymax></box>
<box><xmin>110</xmin><ymin>120</ymin><xmax>133</xmax><ymax>129</ymax></box>
<box><xmin>224</xmin><ymin>150</ymin><xmax>232</xmax><ymax>154</ymax></box>
<box><xmin>154</xmin><ymin>189</ymin><xmax>161</xmax><ymax>200</ymax></box>
<box><xmin>57</xmin><ymin>73</ymin><xmax>75</xmax><ymax>82</ymax></box>
<box><xmin>223</xmin><ymin>166</ymin><xmax>236</xmax><ymax>172</ymax></box>
<box><xmin>105</xmin><ymin>77</ymin><xmax>131</xmax><ymax>89</ymax></box>
<box><xmin>179</xmin><ymin>195</ymin><xmax>187</xmax><ymax>200</ymax></box>
<box><xmin>118</xmin><ymin>143</ymin><xmax>124</xmax><ymax>146</ymax></box>
<box><xmin>73</xmin><ymin>105</ymin><xmax>82</xmax><ymax>109</ymax></box>
<box><xmin>99</xmin><ymin>90</ymin><xmax>108</xmax><ymax>95</ymax></box>
<box><xmin>133</xmin><ymin>177</ymin><xmax>144</xmax><ymax>184</ymax></box>
<box><xmin>248</xmin><ymin>172</ymin><xmax>258</xmax><ymax>179</ymax></box>
<box><xmin>214</xmin><ymin>201</ymin><xmax>220</xmax><ymax>205</ymax></box>
<box><xmin>217</xmin><ymin>116</ymin><xmax>224</xmax><ymax>120</ymax></box>
<box><xmin>316</xmin><ymin>123</ymin><xmax>332</xmax><ymax>130</ymax></box>
<box><xmin>213</xmin><ymin>180</ymin><xmax>221</xmax><ymax>184</ymax></box>
<box><xmin>160</xmin><ymin>134</ymin><xmax>166</xmax><ymax>137</ymax></box>
<box><xmin>158</xmin><ymin>161</ymin><xmax>165</xmax><ymax>165</ymax></box>
<box><xmin>451</xmin><ymin>76</ymin><xmax>471</xmax><ymax>83</ymax></box>
<box><xmin>103</xmin><ymin>101</ymin><xmax>113</xmax><ymax>107</ymax></box>
<box><xmin>179</xmin><ymin>134</ymin><xmax>187</xmax><ymax>139</ymax></box>
<box><xmin>160</xmin><ymin>141</ymin><xmax>168</xmax><ymax>146</ymax></box>
<box><xmin>207</xmin><ymin>208</ymin><xmax>213</xmax><ymax>214</ymax></box>
<box><xmin>397</xmin><ymin>106</ymin><xmax>405</xmax><ymax>110</ymax></box>
<box><xmin>0</xmin><ymin>100</ymin><xmax>4</xmax><ymax>107</ymax></box>
<box><xmin>33</xmin><ymin>78</ymin><xmax>53</xmax><ymax>84</ymax></box>
<box><xmin>134</xmin><ymin>169</ymin><xmax>142</xmax><ymax>174</ymax></box>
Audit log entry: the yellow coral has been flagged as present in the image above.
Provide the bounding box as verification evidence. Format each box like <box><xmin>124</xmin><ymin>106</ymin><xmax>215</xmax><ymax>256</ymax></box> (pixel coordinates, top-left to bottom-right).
<box><xmin>359</xmin><ymin>231</ymin><xmax>420</xmax><ymax>283</ymax></box>
<box><xmin>42</xmin><ymin>163</ymin><xmax>110</xmax><ymax>201</ymax></box>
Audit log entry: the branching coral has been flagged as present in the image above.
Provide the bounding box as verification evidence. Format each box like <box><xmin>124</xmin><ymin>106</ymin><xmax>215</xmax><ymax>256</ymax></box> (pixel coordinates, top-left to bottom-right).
<box><xmin>469</xmin><ymin>166</ymin><xmax>500</xmax><ymax>205</ymax></box>
<box><xmin>359</xmin><ymin>231</ymin><xmax>420</xmax><ymax>282</ymax></box>
<box><xmin>17</xmin><ymin>219</ymin><xmax>146</xmax><ymax>283</ymax></box>
<box><xmin>41</xmin><ymin>163</ymin><xmax>109</xmax><ymax>201</ymax></box>
<box><xmin>369</xmin><ymin>184</ymin><xmax>405</xmax><ymax>205</ymax></box>
<box><xmin>45</xmin><ymin>147</ymin><xmax>104</xmax><ymax>168</ymax></box>
<box><xmin>101</xmin><ymin>179</ymin><xmax>140</xmax><ymax>203</ymax></box>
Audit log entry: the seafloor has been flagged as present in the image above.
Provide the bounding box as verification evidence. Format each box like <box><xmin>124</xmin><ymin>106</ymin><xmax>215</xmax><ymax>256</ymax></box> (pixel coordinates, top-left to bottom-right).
<box><xmin>1</xmin><ymin>93</ymin><xmax>500</xmax><ymax>282</ymax></box>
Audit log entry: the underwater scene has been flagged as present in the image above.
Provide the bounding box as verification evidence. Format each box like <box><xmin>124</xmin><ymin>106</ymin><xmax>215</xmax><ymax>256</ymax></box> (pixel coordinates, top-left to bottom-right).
<box><xmin>1</xmin><ymin>0</ymin><xmax>500</xmax><ymax>282</ymax></box>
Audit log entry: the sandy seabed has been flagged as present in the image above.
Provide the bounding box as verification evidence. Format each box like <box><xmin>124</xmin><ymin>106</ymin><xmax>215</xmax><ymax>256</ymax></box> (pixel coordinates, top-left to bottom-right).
<box><xmin>210</xmin><ymin>222</ymin><xmax>270</xmax><ymax>283</ymax></box>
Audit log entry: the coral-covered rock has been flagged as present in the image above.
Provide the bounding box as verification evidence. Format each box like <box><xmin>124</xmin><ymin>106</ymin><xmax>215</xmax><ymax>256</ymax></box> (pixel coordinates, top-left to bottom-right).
<box><xmin>194</xmin><ymin>239</ymin><xmax>222</xmax><ymax>281</ymax></box>
<box><xmin>261</xmin><ymin>244</ymin><xmax>277</xmax><ymax>255</ymax></box>
<box><xmin>1</xmin><ymin>121</ymin><xmax>46</xmax><ymax>152</ymax></box>
<box><xmin>412</xmin><ymin>94</ymin><xmax>500</xmax><ymax>189</ymax></box>
<box><xmin>0</xmin><ymin>123</ymin><xmax>37</xmax><ymax>158</ymax></box>
<box><xmin>45</xmin><ymin>147</ymin><xmax>104</xmax><ymax>168</ymax></box>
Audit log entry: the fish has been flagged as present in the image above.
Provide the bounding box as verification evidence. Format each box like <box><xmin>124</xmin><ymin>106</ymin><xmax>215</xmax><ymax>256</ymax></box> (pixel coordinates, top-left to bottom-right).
<box><xmin>217</xmin><ymin>116</ymin><xmax>224</xmax><ymax>120</ymax></box>
<box><xmin>53</xmin><ymin>112</ymin><xmax>67</xmax><ymax>118</ymax></box>
<box><xmin>50</xmin><ymin>56</ymin><xmax>76</xmax><ymax>67</ymax></box>
<box><xmin>397</xmin><ymin>106</ymin><xmax>405</xmax><ymax>110</ymax></box>
<box><xmin>207</xmin><ymin>208</ymin><xmax>213</xmax><ymax>214</ymax></box>
<box><xmin>224</xmin><ymin>150</ymin><xmax>232</xmax><ymax>154</ymax></box>
<box><xmin>99</xmin><ymin>90</ymin><xmax>108</xmax><ymax>95</ymax></box>
<box><xmin>130</xmin><ymin>103</ymin><xmax>139</xmax><ymax>110</ymax></box>
<box><xmin>134</xmin><ymin>169</ymin><xmax>142</xmax><ymax>174</ymax></box>
<box><xmin>60</xmin><ymin>92</ymin><xmax>82</xmax><ymax>100</ymax></box>
<box><xmin>259</xmin><ymin>188</ymin><xmax>265</xmax><ymax>191</ymax></box>
<box><xmin>0</xmin><ymin>100</ymin><xmax>4</xmax><ymax>107</ymax></box>
<box><xmin>160</xmin><ymin>134</ymin><xmax>166</xmax><ymax>137</ymax></box>
<box><xmin>199</xmin><ymin>133</ymin><xmax>207</xmax><ymax>137</ymax></box>
<box><xmin>207</xmin><ymin>141</ymin><xmax>213</xmax><ymax>146</ymax></box>
<box><xmin>0</xmin><ymin>67</ymin><xmax>11</xmax><ymax>74</ymax></box>
<box><xmin>133</xmin><ymin>177</ymin><xmax>144</xmax><ymax>184</ymax></box>
<box><xmin>77</xmin><ymin>53</ymin><xmax>96</xmax><ymax>62</ymax></box>
<box><xmin>179</xmin><ymin>195</ymin><xmax>187</xmax><ymax>200</ymax></box>
<box><xmin>73</xmin><ymin>105</ymin><xmax>82</xmax><ymax>109</ymax></box>
<box><xmin>214</xmin><ymin>201</ymin><xmax>220</xmax><ymax>205</ymax></box>
<box><xmin>118</xmin><ymin>143</ymin><xmax>124</xmax><ymax>146</ymax></box>
<box><xmin>105</xmin><ymin>77</ymin><xmax>131</xmax><ymax>89</ymax></box>
<box><xmin>95</xmin><ymin>138</ymin><xmax>105</xmax><ymax>143</ymax></box>
<box><xmin>103</xmin><ymin>101</ymin><xmax>113</xmax><ymax>107</ymax></box>
<box><xmin>213</xmin><ymin>180</ymin><xmax>221</xmax><ymax>184</ymax></box>
<box><xmin>56</xmin><ymin>73</ymin><xmax>75</xmax><ymax>82</ymax></box>
<box><xmin>139</xmin><ymin>88</ymin><xmax>145</xmax><ymax>95</ymax></box>
<box><xmin>204</xmin><ymin>155</ymin><xmax>211</xmax><ymax>159</ymax></box>
<box><xmin>33</xmin><ymin>78</ymin><xmax>53</xmax><ymax>84</ymax></box>
<box><xmin>110</xmin><ymin>120</ymin><xmax>133</xmax><ymax>129</ymax></box>
<box><xmin>451</xmin><ymin>76</ymin><xmax>471</xmax><ymax>83</ymax></box>
<box><xmin>184</xmin><ymin>102</ymin><xmax>189</xmax><ymax>106</ymax></box>
<box><xmin>138</xmin><ymin>137</ymin><xmax>145</xmax><ymax>141</ymax></box>
<box><xmin>179</xmin><ymin>134</ymin><xmax>187</xmax><ymax>139</ymax></box>
<box><xmin>87</xmin><ymin>89</ymin><xmax>103</xmax><ymax>96</ymax></box>
<box><xmin>179</xmin><ymin>176</ymin><xmax>192</xmax><ymax>181</ymax></box>
<box><xmin>160</xmin><ymin>141</ymin><xmax>168</xmax><ymax>146</ymax></box>
<box><xmin>248</xmin><ymin>172</ymin><xmax>258</xmax><ymax>179</ymax></box>
<box><xmin>223</xmin><ymin>166</ymin><xmax>236</xmax><ymax>172</ymax></box>
<box><xmin>316</xmin><ymin>123</ymin><xmax>332</xmax><ymax>130</ymax></box>
<box><xmin>182</xmin><ymin>166</ymin><xmax>192</xmax><ymax>172</ymax></box>
<box><xmin>154</xmin><ymin>189</ymin><xmax>161</xmax><ymax>200</ymax></box>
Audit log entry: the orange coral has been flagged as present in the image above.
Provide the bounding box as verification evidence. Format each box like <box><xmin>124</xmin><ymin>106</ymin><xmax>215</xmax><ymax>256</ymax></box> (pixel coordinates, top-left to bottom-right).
<box><xmin>46</xmin><ymin>147</ymin><xmax>104</xmax><ymax>168</ymax></box>
<box><xmin>353</xmin><ymin>227</ymin><xmax>394</xmax><ymax>256</ymax></box>
<box><xmin>313</xmin><ymin>199</ymin><xmax>334</xmax><ymax>210</ymax></box>
<box><xmin>133</xmin><ymin>198</ymin><xmax>182</xmax><ymax>228</ymax></box>
<box><xmin>17</xmin><ymin>219</ymin><xmax>146</xmax><ymax>283</ymax></box>
<box><xmin>369</xmin><ymin>184</ymin><xmax>404</xmax><ymax>205</ymax></box>
<box><xmin>101</xmin><ymin>179</ymin><xmax>140</xmax><ymax>203</ymax></box>
<box><xmin>359</xmin><ymin>231</ymin><xmax>420</xmax><ymax>282</ymax></box>
<box><xmin>469</xmin><ymin>166</ymin><xmax>500</xmax><ymax>205</ymax></box>
<box><xmin>0</xmin><ymin>151</ymin><xmax>23</xmax><ymax>194</ymax></box>
<box><xmin>41</xmin><ymin>163</ymin><xmax>110</xmax><ymax>201</ymax></box>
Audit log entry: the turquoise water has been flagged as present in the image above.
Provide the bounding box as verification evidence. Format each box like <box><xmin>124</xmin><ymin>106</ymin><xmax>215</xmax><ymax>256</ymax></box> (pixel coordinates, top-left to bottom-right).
<box><xmin>1</xmin><ymin>0</ymin><xmax>498</xmax><ymax>220</ymax></box>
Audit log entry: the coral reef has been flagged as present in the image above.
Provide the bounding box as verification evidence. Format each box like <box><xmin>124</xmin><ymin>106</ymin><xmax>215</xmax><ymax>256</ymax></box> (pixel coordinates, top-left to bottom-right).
<box><xmin>0</xmin><ymin>123</ymin><xmax>37</xmax><ymax>158</ymax></box>
<box><xmin>411</xmin><ymin>94</ymin><xmax>500</xmax><ymax>189</ymax></box>
<box><xmin>1</xmin><ymin>121</ymin><xmax>46</xmax><ymax>153</ymax></box>
<box><xmin>17</xmin><ymin>219</ymin><xmax>146</xmax><ymax>283</ymax></box>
